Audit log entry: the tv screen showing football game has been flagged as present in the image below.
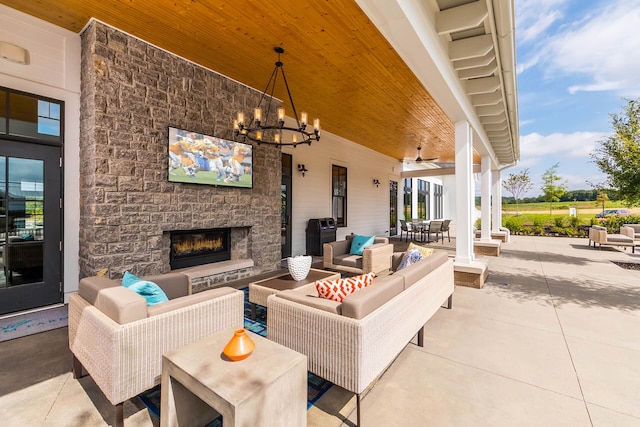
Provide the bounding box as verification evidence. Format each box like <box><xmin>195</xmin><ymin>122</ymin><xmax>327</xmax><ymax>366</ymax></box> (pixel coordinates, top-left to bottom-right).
<box><xmin>168</xmin><ymin>127</ymin><xmax>253</xmax><ymax>188</ymax></box>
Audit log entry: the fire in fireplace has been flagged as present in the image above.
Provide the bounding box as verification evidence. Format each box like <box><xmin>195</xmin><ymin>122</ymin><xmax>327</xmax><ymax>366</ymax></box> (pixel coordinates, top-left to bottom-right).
<box><xmin>170</xmin><ymin>228</ymin><xmax>231</xmax><ymax>269</ymax></box>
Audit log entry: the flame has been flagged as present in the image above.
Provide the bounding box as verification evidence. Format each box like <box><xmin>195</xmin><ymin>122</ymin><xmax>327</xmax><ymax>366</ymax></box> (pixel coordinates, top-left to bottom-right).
<box><xmin>173</xmin><ymin>236</ymin><xmax>224</xmax><ymax>256</ymax></box>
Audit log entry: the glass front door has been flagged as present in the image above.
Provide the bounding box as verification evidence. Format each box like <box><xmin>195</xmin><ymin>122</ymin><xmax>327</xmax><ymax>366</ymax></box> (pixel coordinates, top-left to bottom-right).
<box><xmin>0</xmin><ymin>141</ymin><xmax>62</xmax><ymax>314</ymax></box>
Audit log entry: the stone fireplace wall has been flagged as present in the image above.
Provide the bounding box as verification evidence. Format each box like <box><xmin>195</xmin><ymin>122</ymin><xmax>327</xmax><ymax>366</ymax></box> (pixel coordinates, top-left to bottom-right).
<box><xmin>79</xmin><ymin>21</ymin><xmax>281</xmax><ymax>281</ymax></box>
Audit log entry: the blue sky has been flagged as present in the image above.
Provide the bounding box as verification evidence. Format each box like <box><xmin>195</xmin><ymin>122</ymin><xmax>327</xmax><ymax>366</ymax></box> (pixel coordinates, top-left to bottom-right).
<box><xmin>510</xmin><ymin>0</ymin><xmax>640</xmax><ymax>196</ymax></box>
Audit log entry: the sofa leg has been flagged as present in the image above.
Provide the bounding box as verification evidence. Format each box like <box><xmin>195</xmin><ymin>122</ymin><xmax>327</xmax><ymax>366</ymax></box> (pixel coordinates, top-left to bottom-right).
<box><xmin>356</xmin><ymin>393</ymin><xmax>361</xmax><ymax>427</ymax></box>
<box><xmin>447</xmin><ymin>294</ymin><xmax>453</xmax><ymax>309</ymax></box>
<box><xmin>115</xmin><ymin>403</ymin><xmax>124</xmax><ymax>427</ymax></box>
<box><xmin>417</xmin><ymin>326</ymin><xmax>424</xmax><ymax>347</ymax></box>
<box><xmin>72</xmin><ymin>355</ymin><xmax>85</xmax><ymax>379</ymax></box>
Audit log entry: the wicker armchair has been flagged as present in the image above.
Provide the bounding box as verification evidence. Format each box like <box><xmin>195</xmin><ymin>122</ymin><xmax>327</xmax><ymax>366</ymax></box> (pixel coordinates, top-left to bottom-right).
<box><xmin>68</xmin><ymin>272</ymin><xmax>244</xmax><ymax>427</ymax></box>
<box><xmin>323</xmin><ymin>235</ymin><xmax>393</xmax><ymax>275</ymax></box>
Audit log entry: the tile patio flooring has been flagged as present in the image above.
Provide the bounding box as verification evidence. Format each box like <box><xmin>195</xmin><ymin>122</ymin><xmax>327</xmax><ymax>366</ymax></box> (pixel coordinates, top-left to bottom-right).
<box><xmin>1</xmin><ymin>234</ymin><xmax>639</xmax><ymax>426</ymax></box>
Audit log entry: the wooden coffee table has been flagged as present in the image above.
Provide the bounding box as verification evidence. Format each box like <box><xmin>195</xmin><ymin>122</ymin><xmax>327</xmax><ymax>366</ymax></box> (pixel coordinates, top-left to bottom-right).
<box><xmin>161</xmin><ymin>327</ymin><xmax>307</xmax><ymax>427</ymax></box>
<box><xmin>248</xmin><ymin>268</ymin><xmax>340</xmax><ymax>319</ymax></box>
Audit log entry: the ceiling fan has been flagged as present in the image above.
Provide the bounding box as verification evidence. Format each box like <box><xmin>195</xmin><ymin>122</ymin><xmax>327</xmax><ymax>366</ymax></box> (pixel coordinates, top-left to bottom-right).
<box><xmin>413</xmin><ymin>145</ymin><xmax>438</xmax><ymax>163</ymax></box>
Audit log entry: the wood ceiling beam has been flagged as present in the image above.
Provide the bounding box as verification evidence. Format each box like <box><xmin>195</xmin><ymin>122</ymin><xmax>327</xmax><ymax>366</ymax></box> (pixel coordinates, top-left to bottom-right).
<box><xmin>436</xmin><ymin>1</ymin><xmax>488</xmax><ymax>35</ymax></box>
<box><xmin>449</xmin><ymin>34</ymin><xmax>493</xmax><ymax>61</ymax></box>
<box><xmin>465</xmin><ymin>76</ymin><xmax>500</xmax><ymax>95</ymax></box>
<box><xmin>471</xmin><ymin>91</ymin><xmax>502</xmax><ymax>106</ymax></box>
<box><xmin>475</xmin><ymin>104</ymin><xmax>504</xmax><ymax>117</ymax></box>
<box><xmin>453</xmin><ymin>52</ymin><xmax>495</xmax><ymax>70</ymax></box>
<box><xmin>458</xmin><ymin>61</ymin><xmax>498</xmax><ymax>80</ymax></box>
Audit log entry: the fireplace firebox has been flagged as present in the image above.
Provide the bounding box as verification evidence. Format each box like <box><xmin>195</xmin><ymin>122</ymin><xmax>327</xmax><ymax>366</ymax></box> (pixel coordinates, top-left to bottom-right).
<box><xmin>170</xmin><ymin>228</ymin><xmax>231</xmax><ymax>270</ymax></box>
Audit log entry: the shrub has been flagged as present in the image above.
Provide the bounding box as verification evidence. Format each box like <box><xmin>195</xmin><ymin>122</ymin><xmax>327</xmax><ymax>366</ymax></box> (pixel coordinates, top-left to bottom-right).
<box><xmin>554</xmin><ymin>217</ymin><xmax>564</xmax><ymax>227</ymax></box>
<box><xmin>569</xmin><ymin>216</ymin><xmax>580</xmax><ymax>227</ymax></box>
<box><xmin>504</xmin><ymin>216</ymin><xmax>524</xmax><ymax>233</ymax></box>
<box><xmin>532</xmin><ymin>217</ymin><xmax>544</xmax><ymax>227</ymax></box>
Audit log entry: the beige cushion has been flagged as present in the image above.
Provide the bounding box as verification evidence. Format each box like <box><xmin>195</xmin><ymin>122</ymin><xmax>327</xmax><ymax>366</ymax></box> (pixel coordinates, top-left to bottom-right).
<box><xmin>607</xmin><ymin>234</ymin><xmax>633</xmax><ymax>244</ymax></box>
<box><xmin>94</xmin><ymin>286</ymin><xmax>148</xmax><ymax>324</ymax></box>
<box><xmin>333</xmin><ymin>254</ymin><xmax>363</xmax><ymax>269</ymax></box>
<box><xmin>147</xmin><ymin>286</ymin><xmax>236</xmax><ymax>316</ymax></box>
<box><xmin>276</xmin><ymin>289</ymin><xmax>342</xmax><ymax>315</ymax></box>
<box><xmin>144</xmin><ymin>272</ymin><xmax>190</xmax><ymax>299</ymax></box>
<box><xmin>79</xmin><ymin>276</ymin><xmax>119</xmax><ymax>305</ymax></box>
<box><xmin>341</xmin><ymin>274</ymin><xmax>404</xmax><ymax>319</ymax></box>
<box><xmin>394</xmin><ymin>250</ymin><xmax>448</xmax><ymax>289</ymax></box>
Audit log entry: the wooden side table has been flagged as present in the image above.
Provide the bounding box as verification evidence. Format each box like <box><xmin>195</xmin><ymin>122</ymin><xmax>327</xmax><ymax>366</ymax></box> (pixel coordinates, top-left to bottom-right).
<box><xmin>161</xmin><ymin>327</ymin><xmax>307</xmax><ymax>427</ymax></box>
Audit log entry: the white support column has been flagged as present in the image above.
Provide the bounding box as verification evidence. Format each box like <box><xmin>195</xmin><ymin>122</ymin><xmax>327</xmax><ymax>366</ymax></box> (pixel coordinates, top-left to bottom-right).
<box><xmin>454</xmin><ymin>121</ymin><xmax>474</xmax><ymax>264</ymax></box>
<box><xmin>480</xmin><ymin>155</ymin><xmax>492</xmax><ymax>241</ymax></box>
<box><xmin>492</xmin><ymin>170</ymin><xmax>502</xmax><ymax>232</ymax></box>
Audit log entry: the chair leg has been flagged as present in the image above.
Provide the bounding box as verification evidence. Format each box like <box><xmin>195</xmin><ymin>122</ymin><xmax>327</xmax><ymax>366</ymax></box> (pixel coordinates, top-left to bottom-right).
<box><xmin>417</xmin><ymin>326</ymin><xmax>424</xmax><ymax>347</ymax></box>
<box><xmin>356</xmin><ymin>393</ymin><xmax>361</xmax><ymax>427</ymax></box>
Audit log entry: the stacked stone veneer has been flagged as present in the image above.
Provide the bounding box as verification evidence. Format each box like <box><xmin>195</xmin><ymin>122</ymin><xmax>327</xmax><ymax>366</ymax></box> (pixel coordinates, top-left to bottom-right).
<box><xmin>79</xmin><ymin>21</ymin><xmax>281</xmax><ymax>284</ymax></box>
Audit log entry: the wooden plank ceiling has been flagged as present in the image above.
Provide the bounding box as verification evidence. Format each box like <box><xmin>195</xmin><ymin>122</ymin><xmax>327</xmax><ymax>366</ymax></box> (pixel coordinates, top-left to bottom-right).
<box><xmin>3</xmin><ymin>0</ymin><xmax>468</xmax><ymax>163</ymax></box>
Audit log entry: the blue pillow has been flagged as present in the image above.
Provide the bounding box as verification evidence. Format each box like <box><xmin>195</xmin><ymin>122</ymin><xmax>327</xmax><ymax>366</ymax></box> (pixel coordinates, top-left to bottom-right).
<box><xmin>126</xmin><ymin>280</ymin><xmax>169</xmax><ymax>306</ymax></box>
<box><xmin>121</xmin><ymin>271</ymin><xmax>141</xmax><ymax>288</ymax></box>
<box><xmin>349</xmin><ymin>234</ymin><xmax>376</xmax><ymax>256</ymax></box>
<box><xmin>122</xmin><ymin>271</ymin><xmax>169</xmax><ymax>306</ymax></box>
<box><xmin>397</xmin><ymin>247</ymin><xmax>423</xmax><ymax>271</ymax></box>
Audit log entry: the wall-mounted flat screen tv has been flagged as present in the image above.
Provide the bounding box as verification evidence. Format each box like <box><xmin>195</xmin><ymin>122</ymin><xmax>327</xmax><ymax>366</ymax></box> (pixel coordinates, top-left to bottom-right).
<box><xmin>168</xmin><ymin>126</ymin><xmax>252</xmax><ymax>188</ymax></box>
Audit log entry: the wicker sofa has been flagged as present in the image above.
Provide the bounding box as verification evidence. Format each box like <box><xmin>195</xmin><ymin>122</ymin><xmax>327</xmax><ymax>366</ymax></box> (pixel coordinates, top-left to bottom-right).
<box><xmin>68</xmin><ymin>272</ymin><xmax>244</xmax><ymax>427</ymax></box>
<box><xmin>268</xmin><ymin>249</ymin><xmax>454</xmax><ymax>426</ymax></box>
<box><xmin>323</xmin><ymin>234</ymin><xmax>394</xmax><ymax>275</ymax></box>
<box><xmin>589</xmin><ymin>224</ymin><xmax>635</xmax><ymax>253</ymax></box>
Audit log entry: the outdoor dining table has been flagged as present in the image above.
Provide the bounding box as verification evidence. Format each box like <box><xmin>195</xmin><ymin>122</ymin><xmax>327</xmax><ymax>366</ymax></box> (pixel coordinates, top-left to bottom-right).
<box><xmin>411</xmin><ymin>220</ymin><xmax>433</xmax><ymax>243</ymax></box>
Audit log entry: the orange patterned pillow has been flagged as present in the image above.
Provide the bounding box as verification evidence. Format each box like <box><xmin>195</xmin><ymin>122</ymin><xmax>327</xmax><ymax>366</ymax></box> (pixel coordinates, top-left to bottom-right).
<box><xmin>316</xmin><ymin>273</ymin><xmax>375</xmax><ymax>302</ymax></box>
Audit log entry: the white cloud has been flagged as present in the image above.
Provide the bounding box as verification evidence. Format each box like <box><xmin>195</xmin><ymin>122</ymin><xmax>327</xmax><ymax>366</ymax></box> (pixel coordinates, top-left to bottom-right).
<box><xmin>544</xmin><ymin>0</ymin><xmax>640</xmax><ymax>95</ymax></box>
<box><xmin>506</xmin><ymin>131</ymin><xmax>606</xmax><ymax>193</ymax></box>
<box><xmin>519</xmin><ymin>131</ymin><xmax>607</xmax><ymax>161</ymax></box>
<box><xmin>515</xmin><ymin>0</ymin><xmax>568</xmax><ymax>43</ymax></box>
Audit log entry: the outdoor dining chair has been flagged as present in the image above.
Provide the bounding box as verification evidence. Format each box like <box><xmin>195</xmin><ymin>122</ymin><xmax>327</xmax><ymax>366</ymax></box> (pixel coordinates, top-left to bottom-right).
<box><xmin>441</xmin><ymin>219</ymin><xmax>452</xmax><ymax>243</ymax></box>
<box><xmin>399</xmin><ymin>219</ymin><xmax>415</xmax><ymax>242</ymax></box>
<box><xmin>427</xmin><ymin>220</ymin><xmax>443</xmax><ymax>243</ymax></box>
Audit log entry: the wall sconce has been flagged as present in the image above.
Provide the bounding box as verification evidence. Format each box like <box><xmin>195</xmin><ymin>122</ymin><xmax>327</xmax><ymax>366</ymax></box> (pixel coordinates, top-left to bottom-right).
<box><xmin>373</xmin><ymin>178</ymin><xmax>380</xmax><ymax>187</ymax></box>
<box><xmin>297</xmin><ymin>164</ymin><xmax>308</xmax><ymax>177</ymax></box>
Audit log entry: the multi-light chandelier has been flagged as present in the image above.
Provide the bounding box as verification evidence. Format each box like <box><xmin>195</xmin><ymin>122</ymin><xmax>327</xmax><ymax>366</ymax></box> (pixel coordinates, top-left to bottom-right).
<box><xmin>233</xmin><ymin>47</ymin><xmax>320</xmax><ymax>147</ymax></box>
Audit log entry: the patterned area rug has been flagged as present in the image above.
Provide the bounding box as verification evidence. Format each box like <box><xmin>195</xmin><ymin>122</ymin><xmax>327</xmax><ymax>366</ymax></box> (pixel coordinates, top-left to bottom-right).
<box><xmin>0</xmin><ymin>305</ymin><xmax>68</xmax><ymax>342</ymax></box>
<box><xmin>138</xmin><ymin>286</ymin><xmax>333</xmax><ymax>421</ymax></box>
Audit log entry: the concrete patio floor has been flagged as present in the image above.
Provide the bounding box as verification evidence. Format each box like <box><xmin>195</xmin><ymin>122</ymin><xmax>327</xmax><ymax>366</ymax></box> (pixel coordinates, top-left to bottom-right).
<box><xmin>1</xmin><ymin>235</ymin><xmax>639</xmax><ymax>426</ymax></box>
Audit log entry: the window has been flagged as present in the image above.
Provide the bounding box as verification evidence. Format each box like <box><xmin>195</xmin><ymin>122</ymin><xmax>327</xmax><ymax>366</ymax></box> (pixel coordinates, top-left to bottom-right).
<box><xmin>417</xmin><ymin>179</ymin><xmax>430</xmax><ymax>220</ymax></box>
<box><xmin>389</xmin><ymin>180</ymin><xmax>398</xmax><ymax>235</ymax></box>
<box><xmin>403</xmin><ymin>178</ymin><xmax>412</xmax><ymax>221</ymax></box>
<box><xmin>434</xmin><ymin>184</ymin><xmax>443</xmax><ymax>219</ymax></box>
<box><xmin>1</xmin><ymin>87</ymin><xmax>63</xmax><ymax>144</ymax></box>
<box><xmin>332</xmin><ymin>165</ymin><xmax>347</xmax><ymax>227</ymax></box>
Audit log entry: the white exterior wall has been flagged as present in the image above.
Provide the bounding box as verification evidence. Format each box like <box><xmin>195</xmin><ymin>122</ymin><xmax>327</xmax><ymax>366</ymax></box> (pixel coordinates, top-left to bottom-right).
<box><xmin>0</xmin><ymin>5</ymin><xmax>81</xmax><ymax>301</ymax></box>
<box><xmin>282</xmin><ymin>131</ymin><xmax>400</xmax><ymax>256</ymax></box>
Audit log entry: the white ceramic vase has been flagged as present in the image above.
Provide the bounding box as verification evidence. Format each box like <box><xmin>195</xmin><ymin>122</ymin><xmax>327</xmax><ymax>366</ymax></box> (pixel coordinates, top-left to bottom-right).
<box><xmin>287</xmin><ymin>255</ymin><xmax>312</xmax><ymax>281</ymax></box>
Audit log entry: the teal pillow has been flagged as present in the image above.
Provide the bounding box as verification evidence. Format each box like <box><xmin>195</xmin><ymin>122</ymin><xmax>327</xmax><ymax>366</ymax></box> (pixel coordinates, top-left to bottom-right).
<box><xmin>349</xmin><ymin>234</ymin><xmax>376</xmax><ymax>255</ymax></box>
<box><xmin>126</xmin><ymin>280</ymin><xmax>169</xmax><ymax>306</ymax></box>
<box><xmin>121</xmin><ymin>271</ymin><xmax>141</xmax><ymax>288</ymax></box>
<box><xmin>122</xmin><ymin>271</ymin><xmax>169</xmax><ymax>306</ymax></box>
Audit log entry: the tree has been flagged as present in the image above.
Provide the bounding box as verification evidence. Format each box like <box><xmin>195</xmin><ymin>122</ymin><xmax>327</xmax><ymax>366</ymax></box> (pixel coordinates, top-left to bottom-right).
<box><xmin>541</xmin><ymin>163</ymin><xmax>568</xmax><ymax>215</ymax></box>
<box><xmin>590</xmin><ymin>97</ymin><xmax>640</xmax><ymax>206</ymax></box>
<box><xmin>502</xmin><ymin>168</ymin><xmax>534</xmax><ymax>214</ymax></box>
<box><xmin>595</xmin><ymin>191</ymin><xmax>609</xmax><ymax>215</ymax></box>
